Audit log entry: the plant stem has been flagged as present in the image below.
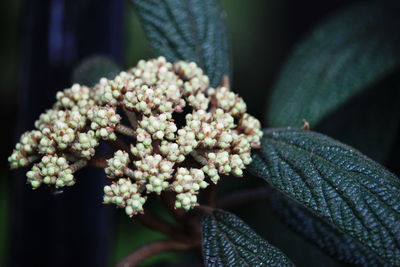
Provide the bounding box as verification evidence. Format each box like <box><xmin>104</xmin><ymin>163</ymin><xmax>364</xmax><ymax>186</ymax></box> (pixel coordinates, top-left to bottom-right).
<box><xmin>116</xmin><ymin>239</ymin><xmax>195</xmax><ymax>267</ymax></box>
<box><xmin>123</xmin><ymin>107</ymin><xmax>138</xmax><ymax>129</ymax></box>
<box><xmin>217</xmin><ymin>187</ymin><xmax>268</xmax><ymax>210</ymax></box>
<box><xmin>70</xmin><ymin>159</ymin><xmax>88</xmax><ymax>172</ymax></box>
<box><xmin>115</xmin><ymin>124</ymin><xmax>136</xmax><ymax>138</ymax></box>
<box><xmin>87</xmin><ymin>157</ymin><xmax>108</xmax><ymax>168</ymax></box>
<box><xmin>135</xmin><ymin>211</ymin><xmax>188</xmax><ymax>242</ymax></box>
<box><xmin>203</xmin><ymin>183</ymin><xmax>216</xmax><ymax>207</ymax></box>
<box><xmin>222</xmin><ymin>75</ymin><xmax>230</xmax><ymax>89</ymax></box>
<box><xmin>190</xmin><ymin>151</ymin><xmax>208</xmax><ymax>165</ymax></box>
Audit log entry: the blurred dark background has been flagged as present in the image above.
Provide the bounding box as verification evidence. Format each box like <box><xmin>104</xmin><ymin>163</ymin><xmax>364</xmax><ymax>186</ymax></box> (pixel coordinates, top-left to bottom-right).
<box><xmin>0</xmin><ymin>0</ymin><xmax>384</xmax><ymax>266</ymax></box>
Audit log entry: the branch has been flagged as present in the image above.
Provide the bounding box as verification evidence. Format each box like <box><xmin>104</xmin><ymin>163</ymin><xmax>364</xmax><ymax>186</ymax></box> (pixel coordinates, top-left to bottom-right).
<box><xmin>135</xmin><ymin>211</ymin><xmax>188</xmax><ymax>242</ymax></box>
<box><xmin>115</xmin><ymin>124</ymin><xmax>136</xmax><ymax>138</ymax></box>
<box><xmin>190</xmin><ymin>151</ymin><xmax>208</xmax><ymax>165</ymax></box>
<box><xmin>221</xmin><ymin>75</ymin><xmax>230</xmax><ymax>89</ymax></box>
<box><xmin>217</xmin><ymin>187</ymin><xmax>268</xmax><ymax>210</ymax></box>
<box><xmin>116</xmin><ymin>239</ymin><xmax>195</xmax><ymax>267</ymax></box>
<box><xmin>203</xmin><ymin>183</ymin><xmax>217</xmax><ymax>207</ymax></box>
<box><xmin>70</xmin><ymin>159</ymin><xmax>88</xmax><ymax>172</ymax></box>
<box><xmin>87</xmin><ymin>157</ymin><xmax>108</xmax><ymax>169</ymax></box>
<box><xmin>123</xmin><ymin>107</ymin><xmax>138</xmax><ymax>129</ymax></box>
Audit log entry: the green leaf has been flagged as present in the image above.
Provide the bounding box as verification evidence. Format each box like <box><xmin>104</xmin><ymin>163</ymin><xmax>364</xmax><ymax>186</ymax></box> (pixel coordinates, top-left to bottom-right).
<box><xmin>270</xmin><ymin>190</ymin><xmax>384</xmax><ymax>266</ymax></box>
<box><xmin>131</xmin><ymin>0</ymin><xmax>231</xmax><ymax>87</ymax></box>
<box><xmin>250</xmin><ymin>128</ymin><xmax>400</xmax><ymax>265</ymax></box>
<box><xmin>266</xmin><ymin>2</ymin><xmax>400</xmax><ymax>161</ymax></box>
<box><xmin>72</xmin><ymin>55</ymin><xmax>120</xmax><ymax>87</ymax></box>
<box><xmin>314</xmin><ymin>73</ymin><xmax>400</xmax><ymax>162</ymax></box>
<box><xmin>201</xmin><ymin>209</ymin><xmax>294</xmax><ymax>267</ymax></box>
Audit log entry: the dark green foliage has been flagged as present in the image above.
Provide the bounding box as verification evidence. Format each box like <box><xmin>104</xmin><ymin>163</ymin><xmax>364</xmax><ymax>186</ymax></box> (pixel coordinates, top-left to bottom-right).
<box><xmin>250</xmin><ymin>128</ymin><xmax>400</xmax><ymax>265</ymax></box>
<box><xmin>267</xmin><ymin>1</ymin><xmax>400</xmax><ymax>161</ymax></box>
<box><xmin>72</xmin><ymin>56</ymin><xmax>120</xmax><ymax>87</ymax></box>
<box><xmin>314</xmin><ymin>73</ymin><xmax>400</xmax><ymax>162</ymax></box>
<box><xmin>270</xmin><ymin>191</ymin><xmax>385</xmax><ymax>266</ymax></box>
<box><xmin>201</xmin><ymin>209</ymin><xmax>293</xmax><ymax>267</ymax></box>
<box><xmin>131</xmin><ymin>0</ymin><xmax>231</xmax><ymax>87</ymax></box>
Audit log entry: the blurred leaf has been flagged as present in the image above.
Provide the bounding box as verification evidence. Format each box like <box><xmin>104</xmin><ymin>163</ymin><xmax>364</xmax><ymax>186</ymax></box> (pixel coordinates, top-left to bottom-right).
<box><xmin>314</xmin><ymin>73</ymin><xmax>400</xmax><ymax>162</ymax></box>
<box><xmin>250</xmin><ymin>128</ymin><xmax>400</xmax><ymax>265</ymax></box>
<box><xmin>267</xmin><ymin>1</ymin><xmax>400</xmax><ymax>161</ymax></box>
<box><xmin>270</xmin><ymin>190</ymin><xmax>384</xmax><ymax>266</ymax></box>
<box><xmin>201</xmin><ymin>209</ymin><xmax>293</xmax><ymax>266</ymax></box>
<box><xmin>131</xmin><ymin>0</ymin><xmax>231</xmax><ymax>87</ymax></box>
<box><xmin>72</xmin><ymin>55</ymin><xmax>120</xmax><ymax>87</ymax></box>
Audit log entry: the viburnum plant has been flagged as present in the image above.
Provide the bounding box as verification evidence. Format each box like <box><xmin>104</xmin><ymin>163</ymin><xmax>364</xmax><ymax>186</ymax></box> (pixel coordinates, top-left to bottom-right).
<box><xmin>9</xmin><ymin>0</ymin><xmax>400</xmax><ymax>266</ymax></box>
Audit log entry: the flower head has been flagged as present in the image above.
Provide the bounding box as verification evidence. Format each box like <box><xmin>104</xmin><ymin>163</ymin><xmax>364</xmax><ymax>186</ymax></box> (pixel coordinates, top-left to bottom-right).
<box><xmin>9</xmin><ymin>57</ymin><xmax>262</xmax><ymax>216</ymax></box>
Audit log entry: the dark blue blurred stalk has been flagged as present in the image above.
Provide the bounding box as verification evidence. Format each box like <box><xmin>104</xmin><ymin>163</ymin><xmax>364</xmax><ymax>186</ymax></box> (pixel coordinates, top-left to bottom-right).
<box><xmin>9</xmin><ymin>0</ymin><xmax>122</xmax><ymax>266</ymax></box>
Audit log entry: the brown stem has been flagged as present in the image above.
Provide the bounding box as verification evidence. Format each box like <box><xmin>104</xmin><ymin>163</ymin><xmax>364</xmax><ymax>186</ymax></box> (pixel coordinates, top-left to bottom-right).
<box><xmin>217</xmin><ymin>187</ymin><xmax>268</xmax><ymax>210</ymax></box>
<box><xmin>70</xmin><ymin>159</ymin><xmax>88</xmax><ymax>172</ymax></box>
<box><xmin>190</xmin><ymin>151</ymin><xmax>208</xmax><ymax>165</ymax></box>
<box><xmin>203</xmin><ymin>183</ymin><xmax>217</xmax><ymax>207</ymax></box>
<box><xmin>135</xmin><ymin>211</ymin><xmax>188</xmax><ymax>242</ymax></box>
<box><xmin>194</xmin><ymin>205</ymin><xmax>214</xmax><ymax>215</ymax></box>
<box><xmin>87</xmin><ymin>157</ymin><xmax>108</xmax><ymax>169</ymax></box>
<box><xmin>222</xmin><ymin>75</ymin><xmax>230</xmax><ymax>89</ymax></box>
<box><xmin>123</xmin><ymin>107</ymin><xmax>138</xmax><ymax>129</ymax></box>
<box><xmin>116</xmin><ymin>239</ymin><xmax>195</xmax><ymax>267</ymax></box>
<box><xmin>115</xmin><ymin>124</ymin><xmax>136</xmax><ymax>138</ymax></box>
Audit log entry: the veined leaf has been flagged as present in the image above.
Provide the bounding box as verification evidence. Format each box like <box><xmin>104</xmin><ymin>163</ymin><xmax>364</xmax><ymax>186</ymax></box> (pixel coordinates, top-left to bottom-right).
<box><xmin>266</xmin><ymin>1</ymin><xmax>400</xmax><ymax>161</ymax></box>
<box><xmin>270</xmin><ymin>190</ymin><xmax>385</xmax><ymax>266</ymax></box>
<box><xmin>250</xmin><ymin>128</ymin><xmax>400</xmax><ymax>265</ymax></box>
<box><xmin>268</xmin><ymin>1</ymin><xmax>400</xmax><ymax>126</ymax></box>
<box><xmin>131</xmin><ymin>0</ymin><xmax>231</xmax><ymax>87</ymax></box>
<box><xmin>72</xmin><ymin>55</ymin><xmax>120</xmax><ymax>87</ymax></box>
<box><xmin>201</xmin><ymin>209</ymin><xmax>293</xmax><ymax>267</ymax></box>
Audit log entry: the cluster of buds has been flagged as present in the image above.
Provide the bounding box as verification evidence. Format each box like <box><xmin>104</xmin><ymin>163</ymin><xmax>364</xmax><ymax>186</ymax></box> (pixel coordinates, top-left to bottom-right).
<box><xmin>9</xmin><ymin>56</ymin><xmax>262</xmax><ymax>217</ymax></box>
<box><xmin>172</xmin><ymin>168</ymin><xmax>208</xmax><ymax>210</ymax></box>
<box><xmin>26</xmin><ymin>155</ymin><xmax>74</xmax><ymax>189</ymax></box>
<box><xmin>103</xmin><ymin>178</ymin><xmax>146</xmax><ymax>216</ymax></box>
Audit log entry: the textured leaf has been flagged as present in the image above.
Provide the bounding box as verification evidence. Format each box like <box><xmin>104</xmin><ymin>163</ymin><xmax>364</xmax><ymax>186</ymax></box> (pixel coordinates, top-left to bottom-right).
<box><xmin>250</xmin><ymin>128</ymin><xmax>400</xmax><ymax>265</ymax></box>
<box><xmin>72</xmin><ymin>56</ymin><xmax>120</xmax><ymax>87</ymax></box>
<box><xmin>266</xmin><ymin>2</ymin><xmax>400</xmax><ymax>160</ymax></box>
<box><xmin>131</xmin><ymin>0</ymin><xmax>231</xmax><ymax>87</ymax></box>
<box><xmin>270</xmin><ymin>190</ymin><xmax>385</xmax><ymax>266</ymax></box>
<box><xmin>201</xmin><ymin>209</ymin><xmax>293</xmax><ymax>267</ymax></box>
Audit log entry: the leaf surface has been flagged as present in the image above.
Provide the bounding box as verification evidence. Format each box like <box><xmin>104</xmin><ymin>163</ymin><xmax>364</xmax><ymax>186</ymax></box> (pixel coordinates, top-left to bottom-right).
<box><xmin>132</xmin><ymin>0</ymin><xmax>231</xmax><ymax>87</ymax></box>
<box><xmin>250</xmin><ymin>128</ymin><xmax>400</xmax><ymax>265</ymax></box>
<box><xmin>201</xmin><ymin>209</ymin><xmax>293</xmax><ymax>267</ymax></box>
<box><xmin>266</xmin><ymin>2</ymin><xmax>400</xmax><ymax>161</ymax></box>
<box><xmin>270</xmin><ymin>190</ymin><xmax>385</xmax><ymax>266</ymax></box>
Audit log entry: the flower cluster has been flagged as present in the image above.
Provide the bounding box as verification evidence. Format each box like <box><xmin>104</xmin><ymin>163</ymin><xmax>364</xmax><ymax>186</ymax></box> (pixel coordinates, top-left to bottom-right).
<box><xmin>26</xmin><ymin>155</ymin><xmax>74</xmax><ymax>189</ymax></box>
<box><xmin>9</xmin><ymin>57</ymin><xmax>262</xmax><ymax>217</ymax></box>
